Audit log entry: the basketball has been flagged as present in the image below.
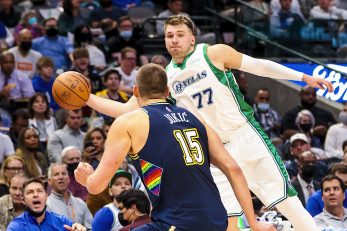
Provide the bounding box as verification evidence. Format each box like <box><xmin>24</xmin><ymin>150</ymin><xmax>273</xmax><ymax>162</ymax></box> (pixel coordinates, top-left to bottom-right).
<box><xmin>52</xmin><ymin>71</ymin><xmax>91</xmax><ymax>110</ymax></box>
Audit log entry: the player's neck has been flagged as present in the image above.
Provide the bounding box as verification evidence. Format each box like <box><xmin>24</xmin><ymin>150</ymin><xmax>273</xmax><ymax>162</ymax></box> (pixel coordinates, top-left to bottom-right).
<box><xmin>140</xmin><ymin>98</ymin><xmax>167</xmax><ymax>107</ymax></box>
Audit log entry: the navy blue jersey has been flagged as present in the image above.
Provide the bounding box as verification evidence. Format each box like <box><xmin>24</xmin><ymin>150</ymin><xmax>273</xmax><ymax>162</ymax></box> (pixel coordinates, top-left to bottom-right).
<box><xmin>129</xmin><ymin>102</ymin><xmax>227</xmax><ymax>231</ymax></box>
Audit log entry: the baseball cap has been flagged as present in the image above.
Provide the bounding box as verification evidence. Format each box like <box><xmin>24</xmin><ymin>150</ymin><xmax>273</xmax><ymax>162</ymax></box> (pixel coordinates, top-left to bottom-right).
<box><xmin>109</xmin><ymin>169</ymin><xmax>132</xmax><ymax>187</ymax></box>
<box><xmin>290</xmin><ymin>133</ymin><xmax>308</xmax><ymax>146</ymax></box>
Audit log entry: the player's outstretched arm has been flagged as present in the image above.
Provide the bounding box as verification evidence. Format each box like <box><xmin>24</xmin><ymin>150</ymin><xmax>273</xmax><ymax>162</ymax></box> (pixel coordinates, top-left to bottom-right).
<box><xmin>205</xmin><ymin>123</ymin><xmax>276</xmax><ymax>231</ymax></box>
<box><xmin>75</xmin><ymin>114</ymin><xmax>132</xmax><ymax>194</ymax></box>
<box><xmin>207</xmin><ymin>44</ymin><xmax>333</xmax><ymax>93</ymax></box>
<box><xmin>87</xmin><ymin>94</ymin><xmax>139</xmax><ymax>118</ymax></box>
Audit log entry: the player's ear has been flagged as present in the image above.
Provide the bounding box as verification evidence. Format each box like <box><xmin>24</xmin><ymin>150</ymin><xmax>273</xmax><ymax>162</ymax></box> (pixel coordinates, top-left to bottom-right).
<box><xmin>191</xmin><ymin>36</ymin><xmax>195</xmax><ymax>47</ymax></box>
<box><xmin>133</xmin><ymin>85</ymin><xmax>140</xmax><ymax>97</ymax></box>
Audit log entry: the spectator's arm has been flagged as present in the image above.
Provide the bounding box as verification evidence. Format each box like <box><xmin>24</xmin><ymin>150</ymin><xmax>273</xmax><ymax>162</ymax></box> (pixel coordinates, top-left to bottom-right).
<box><xmin>81</xmin><ymin>201</ymin><xmax>93</xmax><ymax>231</ymax></box>
<box><xmin>3</xmin><ymin>134</ymin><xmax>15</xmax><ymax>157</ymax></box>
<box><xmin>47</xmin><ymin>132</ymin><xmax>63</xmax><ymax>163</ymax></box>
<box><xmin>20</xmin><ymin>74</ymin><xmax>35</xmax><ymax>98</ymax></box>
<box><xmin>5</xmin><ymin>26</ymin><xmax>14</xmax><ymax>47</ymax></box>
<box><xmin>324</xmin><ymin>126</ymin><xmax>343</xmax><ymax>158</ymax></box>
<box><xmin>92</xmin><ymin>207</ymin><xmax>114</xmax><ymax>231</ymax></box>
<box><xmin>306</xmin><ymin>192</ymin><xmax>324</xmax><ymax>217</ymax></box>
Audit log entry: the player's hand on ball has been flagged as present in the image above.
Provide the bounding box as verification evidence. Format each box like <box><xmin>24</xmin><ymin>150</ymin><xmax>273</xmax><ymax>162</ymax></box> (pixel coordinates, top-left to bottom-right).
<box><xmin>74</xmin><ymin>162</ymin><xmax>94</xmax><ymax>187</ymax></box>
<box><xmin>252</xmin><ymin>222</ymin><xmax>276</xmax><ymax>231</ymax></box>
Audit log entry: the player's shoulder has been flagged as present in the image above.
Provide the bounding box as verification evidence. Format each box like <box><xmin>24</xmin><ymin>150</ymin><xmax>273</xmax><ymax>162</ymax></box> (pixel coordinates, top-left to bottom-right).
<box><xmin>115</xmin><ymin>108</ymin><xmax>148</xmax><ymax>127</ymax></box>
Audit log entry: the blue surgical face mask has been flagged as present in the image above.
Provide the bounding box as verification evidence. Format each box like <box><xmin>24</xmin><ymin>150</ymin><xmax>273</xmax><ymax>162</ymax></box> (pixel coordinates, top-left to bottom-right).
<box><xmin>120</xmin><ymin>30</ymin><xmax>132</xmax><ymax>40</ymax></box>
<box><xmin>257</xmin><ymin>103</ymin><xmax>269</xmax><ymax>112</ymax></box>
<box><xmin>28</xmin><ymin>17</ymin><xmax>38</xmax><ymax>26</ymax></box>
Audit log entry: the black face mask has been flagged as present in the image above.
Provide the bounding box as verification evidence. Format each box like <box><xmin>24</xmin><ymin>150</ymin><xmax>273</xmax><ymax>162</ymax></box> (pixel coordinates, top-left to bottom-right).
<box><xmin>301</xmin><ymin>164</ymin><xmax>316</xmax><ymax>179</ymax></box>
<box><xmin>100</xmin><ymin>0</ymin><xmax>112</xmax><ymax>7</ymax></box>
<box><xmin>46</xmin><ymin>27</ymin><xmax>58</xmax><ymax>37</ymax></box>
<box><xmin>118</xmin><ymin>212</ymin><xmax>130</xmax><ymax>226</ymax></box>
<box><xmin>26</xmin><ymin>205</ymin><xmax>47</xmax><ymax>217</ymax></box>
<box><xmin>19</xmin><ymin>41</ymin><xmax>32</xmax><ymax>52</ymax></box>
<box><xmin>67</xmin><ymin>162</ymin><xmax>79</xmax><ymax>174</ymax></box>
<box><xmin>300</xmin><ymin>123</ymin><xmax>313</xmax><ymax>133</ymax></box>
<box><xmin>301</xmin><ymin>99</ymin><xmax>315</xmax><ymax>109</ymax></box>
<box><xmin>79</xmin><ymin>32</ymin><xmax>92</xmax><ymax>43</ymax></box>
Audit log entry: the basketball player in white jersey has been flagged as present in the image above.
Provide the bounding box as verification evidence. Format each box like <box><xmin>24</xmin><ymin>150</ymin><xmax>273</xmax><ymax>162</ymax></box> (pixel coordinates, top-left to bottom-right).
<box><xmin>85</xmin><ymin>16</ymin><xmax>333</xmax><ymax>231</ymax></box>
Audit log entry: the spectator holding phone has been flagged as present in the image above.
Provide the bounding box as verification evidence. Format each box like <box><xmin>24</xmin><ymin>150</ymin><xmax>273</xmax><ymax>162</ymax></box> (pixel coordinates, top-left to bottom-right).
<box><xmin>82</xmin><ymin>128</ymin><xmax>111</xmax><ymax>215</ymax></box>
<box><xmin>82</xmin><ymin>127</ymin><xmax>107</xmax><ymax>170</ymax></box>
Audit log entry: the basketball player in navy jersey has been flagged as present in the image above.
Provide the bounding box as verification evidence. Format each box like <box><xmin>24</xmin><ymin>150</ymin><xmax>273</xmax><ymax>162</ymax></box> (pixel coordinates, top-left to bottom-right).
<box><xmin>75</xmin><ymin>64</ymin><xmax>275</xmax><ymax>231</ymax></box>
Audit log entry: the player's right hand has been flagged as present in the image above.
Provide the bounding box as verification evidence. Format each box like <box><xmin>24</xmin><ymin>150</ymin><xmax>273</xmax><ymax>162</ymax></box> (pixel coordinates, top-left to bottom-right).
<box><xmin>251</xmin><ymin>222</ymin><xmax>276</xmax><ymax>231</ymax></box>
<box><xmin>74</xmin><ymin>162</ymin><xmax>94</xmax><ymax>187</ymax></box>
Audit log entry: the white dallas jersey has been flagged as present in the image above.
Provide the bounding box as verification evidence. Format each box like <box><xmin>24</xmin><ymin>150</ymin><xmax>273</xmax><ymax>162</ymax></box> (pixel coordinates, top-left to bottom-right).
<box><xmin>167</xmin><ymin>43</ymin><xmax>254</xmax><ymax>142</ymax></box>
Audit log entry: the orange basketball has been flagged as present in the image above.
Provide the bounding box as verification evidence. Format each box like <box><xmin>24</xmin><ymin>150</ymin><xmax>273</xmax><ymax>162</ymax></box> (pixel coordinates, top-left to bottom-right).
<box><xmin>52</xmin><ymin>71</ymin><xmax>91</xmax><ymax>110</ymax></box>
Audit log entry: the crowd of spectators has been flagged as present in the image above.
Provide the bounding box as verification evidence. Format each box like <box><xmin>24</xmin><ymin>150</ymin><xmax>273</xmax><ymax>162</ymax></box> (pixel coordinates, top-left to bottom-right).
<box><xmin>0</xmin><ymin>0</ymin><xmax>347</xmax><ymax>230</ymax></box>
<box><xmin>238</xmin><ymin>0</ymin><xmax>347</xmax><ymax>57</ymax></box>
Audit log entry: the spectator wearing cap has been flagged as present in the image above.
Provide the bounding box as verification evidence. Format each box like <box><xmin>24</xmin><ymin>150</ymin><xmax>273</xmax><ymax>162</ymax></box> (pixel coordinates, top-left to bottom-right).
<box><xmin>307</xmin><ymin>163</ymin><xmax>347</xmax><ymax>217</ymax></box>
<box><xmin>116</xmin><ymin>189</ymin><xmax>151</xmax><ymax>231</ymax></box>
<box><xmin>285</xmin><ymin>133</ymin><xmax>328</xmax><ymax>182</ymax></box>
<box><xmin>92</xmin><ymin>170</ymin><xmax>132</xmax><ymax>231</ymax></box>
<box><xmin>314</xmin><ymin>175</ymin><xmax>347</xmax><ymax>229</ymax></box>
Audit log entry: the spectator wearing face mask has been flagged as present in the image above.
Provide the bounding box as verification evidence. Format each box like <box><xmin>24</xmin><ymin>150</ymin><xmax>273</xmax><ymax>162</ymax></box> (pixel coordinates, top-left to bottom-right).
<box><xmin>281</xmin><ymin>86</ymin><xmax>336</xmax><ymax>140</ymax></box>
<box><xmin>253</xmin><ymin>88</ymin><xmax>281</xmax><ymax>142</ymax></box>
<box><xmin>74</xmin><ymin>25</ymin><xmax>106</xmax><ymax>71</ymax></box>
<box><xmin>61</xmin><ymin>146</ymin><xmax>88</xmax><ymax>201</ymax></box>
<box><xmin>107</xmin><ymin>16</ymin><xmax>148</xmax><ymax>65</ymax></box>
<box><xmin>291</xmin><ymin>151</ymin><xmax>320</xmax><ymax>207</ymax></box>
<box><xmin>32</xmin><ymin>18</ymin><xmax>74</xmax><ymax>71</ymax></box>
<box><xmin>325</xmin><ymin>104</ymin><xmax>347</xmax><ymax>159</ymax></box>
<box><xmin>13</xmin><ymin>11</ymin><xmax>44</xmax><ymax>42</ymax></box>
<box><xmin>295</xmin><ymin>109</ymin><xmax>322</xmax><ymax>149</ymax></box>
<box><xmin>8</xmin><ymin>29</ymin><xmax>42</xmax><ymax>79</ymax></box>
<box><xmin>116</xmin><ymin>189</ymin><xmax>151</xmax><ymax>231</ymax></box>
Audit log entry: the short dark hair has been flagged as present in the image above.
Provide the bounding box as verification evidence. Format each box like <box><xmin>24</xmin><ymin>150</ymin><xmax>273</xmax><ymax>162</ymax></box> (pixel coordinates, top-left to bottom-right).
<box><xmin>73</xmin><ymin>48</ymin><xmax>89</xmax><ymax>60</ymax></box>
<box><xmin>119</xmin><ymin>16</ymin><xmax>132</xmax><ymax>26</ymax></box>
<box><xmin>136</xmin><ymin>63</ymin><xmax>167</xmax><ymax>99</ymax></box>
<box><xmin>11</xmin><ymin>108</ymin><xmax>29</xmax><ymax>123</ymax></box>
<box><xmin>103</xmin><ymin>69</ymin><xmax>122</xmax><ymax>82</ymax></box>
<box><xmin>321</xmin><ymin>175</ymin><xmax>346</xmax><ymax>193</ymax></box>
<box><xmin>164</xmin><ymin>15</ymin><xmax>196</xmax><ymax>35</ymax></box>
<box><xmin>116</xmin><ymin>189</ymin><xmax>150</xmax><ymax>215</ymax></box>
<box><xmin>43</xmin><ymin>17</ymin><xmax>57</xmax><ymax>27</ymax></box>
<box><xmin>342</xmin><ymin>140</ymin><xmax>347</xmax><ymax>151</ymax></box>
<box><xmin>23</xmin><ymin>178</ymin><xmax>45</xmax><ymax>193</ymax></box>
<box><xmin>330</xmin><ymin>163</ymin><xmax>347</xmax><ymax>175</ymax></box>
<box><xmin>36</xmin><ymin>56</ymin><xmax>54</xmax><ymax>70</ymax></box>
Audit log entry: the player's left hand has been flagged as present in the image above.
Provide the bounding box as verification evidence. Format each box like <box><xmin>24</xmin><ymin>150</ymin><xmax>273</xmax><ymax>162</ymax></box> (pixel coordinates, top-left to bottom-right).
<box><xmin>303</xmin><ymin>74</ymin><xmax>334</xmax><ymax>92</ymax></box>
<box><xmin>251</xmin><ymin>222</ymin><xmax>276</xmax><ymax>231</ymax></box>
<box><xmin>74</xmin><ymin>162</ymin><xmax>94</xmax><ymax>187</ymax></box>
<box><xmin>64</xmin><ymin>223</ymin><xmax>86</xmax><ymax>231</ymax></box>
